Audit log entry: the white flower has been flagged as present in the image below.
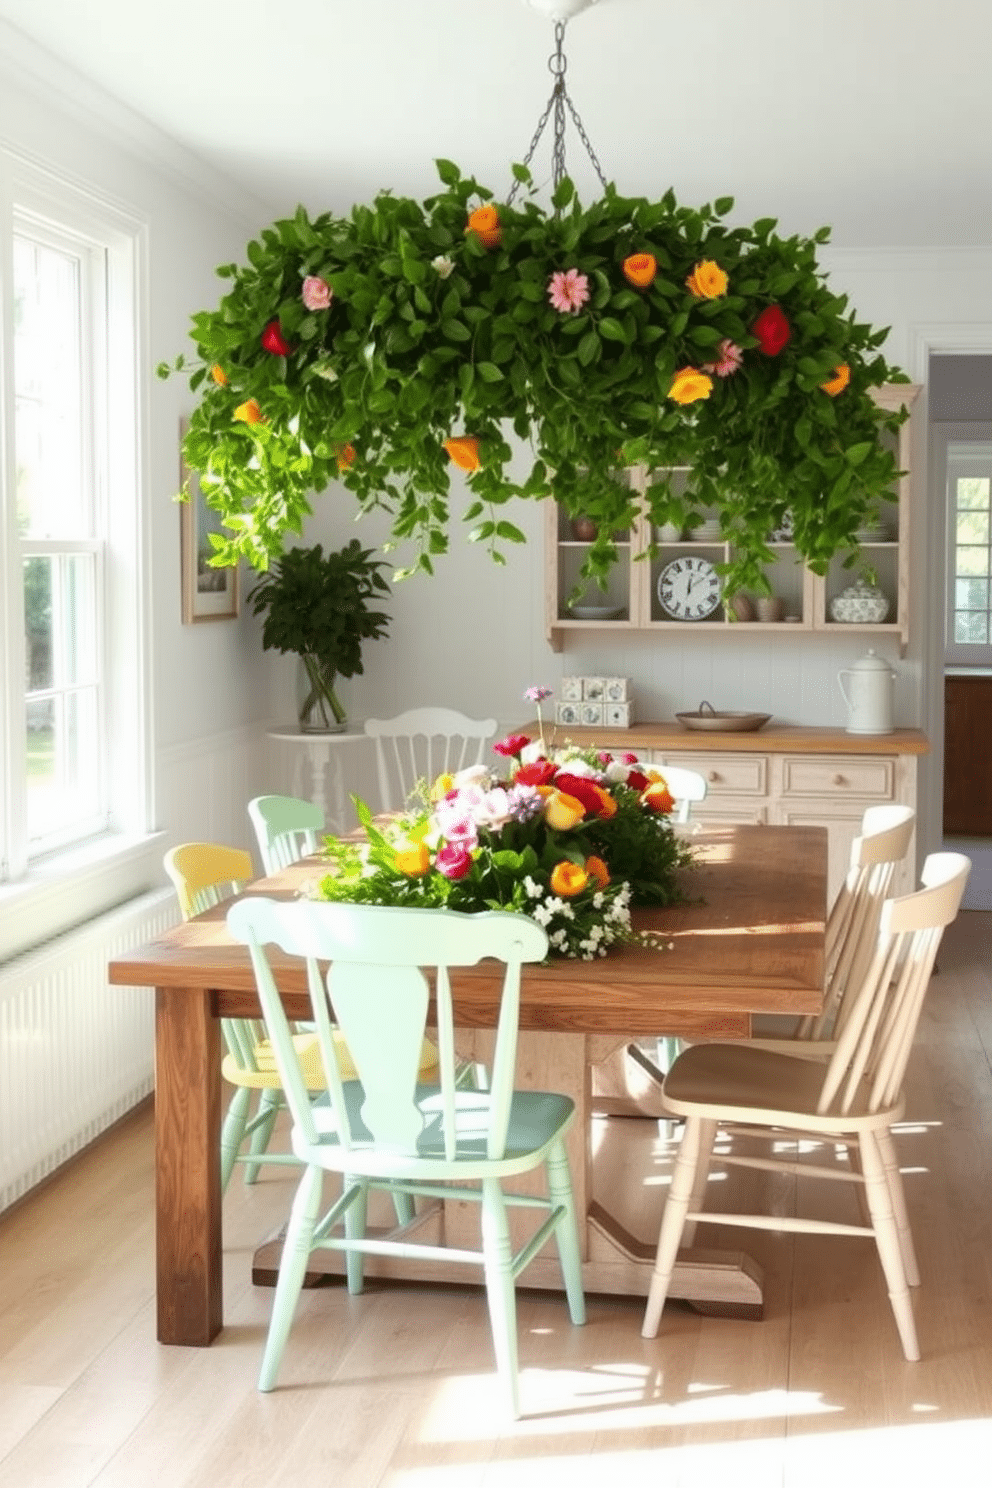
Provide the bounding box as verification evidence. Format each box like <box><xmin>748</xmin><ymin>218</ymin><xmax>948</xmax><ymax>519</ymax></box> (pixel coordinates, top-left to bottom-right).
<box><xmin>530</xmin><ymin>902</ymin><xmax>554</xmax><ymax>926</ymax></box>
<box><xmin>313</xmin><ymin>360</ymin><xmax>339</xmax><ymax>382</ymax></box>
<box><xmin>431</xmin><ymin>254</ymin><xmax>454</xmax><ymax>279</ymax></box>
<box><xmin>523</xmin><ymin>875</ymin><xmax>544</xmax><ymax>900</ymax></box>
<box><xmin>452</xmin><ymin>763</ymin><xmax>491</xmax><ymax>790</ymax></box>
<box><xmin>519</xmin><ymin>740</ymin><xmax>546</xmax><ymax>766</ymax></box>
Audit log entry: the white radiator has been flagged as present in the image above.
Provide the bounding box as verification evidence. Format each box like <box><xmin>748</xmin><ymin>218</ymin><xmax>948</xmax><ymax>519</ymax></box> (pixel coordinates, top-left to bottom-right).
<box><xmin>0</xmin><ymin>888</ymin><xmax>180</xmax><ymax>1215</ymax></box>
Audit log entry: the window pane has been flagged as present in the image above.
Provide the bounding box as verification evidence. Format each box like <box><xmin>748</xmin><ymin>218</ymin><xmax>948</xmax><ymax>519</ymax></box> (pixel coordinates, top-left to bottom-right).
<box><xmin>955</xmin><ymin>612</ymin><xmax>989</xmax><ymax>644</ymax></box>
<box><xmin>26</xmin><ymin>687</ymin><xmax>100</xmax><ymax>842</ymax></box>
<box><xmin>13</xmin><ymin>235</ymin><xmax>88</xmax><ymax>539</ymax></box>
<box><xmin>955</xmin><ymin>577</ymin><xmax>989</xmax><ymax>610</ymax></box>
<box><xmin>24</xmin><ymin>555</ymin><xmax>52</xmax><ymax>689</ymax></box>
<box><xmin>956</xmin><ymin>476</ymin><xmax>990</xmax><ymax>510</ymax></box>
<box><xmin>956</xmin><ymin>546</ymin><xmax>990</xmax><ymax>577</ymax></box>
<box><xmin>956</xmin><ymin>510</ymin><xmax>990</xmax><ymax>545</ymax></box>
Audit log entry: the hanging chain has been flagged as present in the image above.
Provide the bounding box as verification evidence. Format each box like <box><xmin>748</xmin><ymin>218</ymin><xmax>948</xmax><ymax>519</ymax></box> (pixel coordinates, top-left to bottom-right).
<box><xmin>507</xmin><ymin>20</ymin><xmax>608</xmax><ymax>207</ymax></box>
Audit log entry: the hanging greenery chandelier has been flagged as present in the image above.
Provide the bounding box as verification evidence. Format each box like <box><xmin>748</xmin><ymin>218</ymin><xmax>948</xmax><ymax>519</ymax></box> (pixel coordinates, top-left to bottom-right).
<box><xmin>161</xmin><ymin>0</ymin><xmax>909</xmax><ymax>597</ymax></box>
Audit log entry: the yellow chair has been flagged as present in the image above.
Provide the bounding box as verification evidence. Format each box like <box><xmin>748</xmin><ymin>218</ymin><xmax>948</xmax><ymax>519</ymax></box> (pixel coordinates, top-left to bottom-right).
<box><xmin>164</xmin><ymin>842</ymin><xmax>330</xmax><ymax>1194</ymax></box>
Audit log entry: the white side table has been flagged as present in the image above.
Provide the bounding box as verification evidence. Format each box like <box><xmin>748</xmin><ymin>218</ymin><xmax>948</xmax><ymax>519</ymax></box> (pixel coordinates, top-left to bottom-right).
<box><xmin>266</xmin><ymin>726</ymin><xmax>371</xmax><ymax>834</ymax></box>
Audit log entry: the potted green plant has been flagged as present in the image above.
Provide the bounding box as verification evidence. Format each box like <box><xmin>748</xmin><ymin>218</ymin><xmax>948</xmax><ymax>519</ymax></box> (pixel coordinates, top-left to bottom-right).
<box><xmin>247</xmin><ymin>540</ymin><xmax>391</xmax><ymax>732</ymax></box>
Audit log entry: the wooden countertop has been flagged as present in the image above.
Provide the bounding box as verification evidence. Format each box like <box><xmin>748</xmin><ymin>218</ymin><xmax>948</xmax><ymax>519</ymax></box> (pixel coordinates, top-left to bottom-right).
<box><xmin>517</xmin><ymin>721</ymin><xmax>930</xmax><ymax>756</ymax></box>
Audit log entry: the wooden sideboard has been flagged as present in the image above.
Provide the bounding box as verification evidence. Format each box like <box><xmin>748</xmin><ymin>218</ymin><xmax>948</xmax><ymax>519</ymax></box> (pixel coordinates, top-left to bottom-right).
<box><xmin>519</xmin><ymin>721</ymin><xmax>930</xmax><ymax>903</ymax></box>
<box><xmin>944</xmin><ymin>673</ymin><xmax>992</xmax><ymax>836</ymax></box>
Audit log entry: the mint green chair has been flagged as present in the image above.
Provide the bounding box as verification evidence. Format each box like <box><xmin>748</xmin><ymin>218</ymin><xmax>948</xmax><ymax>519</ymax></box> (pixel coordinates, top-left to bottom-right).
<box><xmin>248</xmin><ymin>793</ymin><xmax>326</xmax><ymax>874</ymax></box>
<box><xmin>226</xmin><ymin>897</ymin><xmax>586</xmax><ymax>1418</ymax></box>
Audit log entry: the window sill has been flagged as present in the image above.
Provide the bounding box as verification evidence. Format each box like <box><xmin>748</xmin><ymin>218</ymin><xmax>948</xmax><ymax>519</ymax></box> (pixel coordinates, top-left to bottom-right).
<box><xmin>0</xmin><ymin>831</ymin><xmax>165</xmax><ymax>966</ymax></box>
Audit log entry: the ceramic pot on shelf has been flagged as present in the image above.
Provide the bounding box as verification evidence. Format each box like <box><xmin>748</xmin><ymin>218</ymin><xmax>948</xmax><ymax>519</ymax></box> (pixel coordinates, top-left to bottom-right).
<box><xmin>829</xmin><ymin>576</ymin><xmax>890</xmax><ymax>624</ymax></box>
<box><xmin>837</xmin><ymin>650</ymin><xmax>896</xmax><ymax>734</ymax></box>
<box><xmin>571</xmin><ymin>516</ymin><xmax>598</xmax><ymax>542</ymax></box>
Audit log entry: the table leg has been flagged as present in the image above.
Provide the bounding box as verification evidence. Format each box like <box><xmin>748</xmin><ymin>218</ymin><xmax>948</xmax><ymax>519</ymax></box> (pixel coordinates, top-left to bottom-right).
<box><xmin>155</xmin><ymin>985</ymin><xmax>223</xmax><ymax>1345</ymax></box>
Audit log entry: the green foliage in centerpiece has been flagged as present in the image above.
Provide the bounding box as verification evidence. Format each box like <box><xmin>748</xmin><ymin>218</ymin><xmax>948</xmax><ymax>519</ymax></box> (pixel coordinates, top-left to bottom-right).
<box><xmin>161</xmin><ymin>160</ymin><xmax>909</xmax><ymax>598</ymax></box>
<box><xmin>312</xmin><ymin>734</ymin><xmax>694</xmax><ymax>960</ymax></box>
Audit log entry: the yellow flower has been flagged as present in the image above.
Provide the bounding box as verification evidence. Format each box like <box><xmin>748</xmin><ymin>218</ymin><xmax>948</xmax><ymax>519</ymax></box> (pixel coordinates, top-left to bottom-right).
<box><xmin>668</xmin><ymin>368</ymin><xmax>713</xmax><ymax>405</ymax></box>
<box><xmin>685</xmin><ymin>260</ymin><xmax>729</xmax><ymax>298</ymax></box>
<box><xmin>395</xmin><ymin>842</ymin><xmax>431</xmax><ymax>877</ymax></box>
<box><xmin>210</xmin><ymin>363</ymin><xmax>228</xmax><ymax>386</ymax></box>
<box><xmin>820</xmin><ymin>363</ymin><xmax>851</xmax><ymax>396</ymax></box>
<box><xmin>430</xmin><ymin>773</ymin><xmax>455</xmax><ymax>802</ymax></box>
<box><xmin>585</xmin><ymin>855</ymin><xmax>610</xmax><ymax>889</ymax></box>
<box><xmin>543</xmin><ymin>789</ymin><xmax>586</xmax><ymax>831</ymax></box>
<box><xmin>549</xmin><ymin>861</ymin><xmax>589</xmax><ymax>897</ymax></box>
<box><xmin>232</xmin><ymin>398</ymin><xmax>264</xmax><ymax>424</ymax></box>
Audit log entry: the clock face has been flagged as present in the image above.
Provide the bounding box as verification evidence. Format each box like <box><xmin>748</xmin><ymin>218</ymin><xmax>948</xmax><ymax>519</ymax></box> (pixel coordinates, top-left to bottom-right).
<box><xmin>657</xmin><ymin>556</ymin><xmax>722</xmax><ymax>620</ymax></box>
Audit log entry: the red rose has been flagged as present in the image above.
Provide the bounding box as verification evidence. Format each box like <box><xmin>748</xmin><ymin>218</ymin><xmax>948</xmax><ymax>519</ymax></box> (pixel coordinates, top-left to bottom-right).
<box><xmin>492</xmin><ymin>733</ymin><xmax>530</xmax><ymax>759</ymax></box>
<box><xmin>553</xmin><ymin>773</ymin><xmax>610</xmax><ymax>817</ymax></box>
<box><xmin>753</xmin><ymin>304</ymin><xmax>791</xmax><ymax>356</ymax></box>
<box><xmin>624</xmin><ymin>769</ymin><xmax>650</xmax><ymax>792</ymax></box>
<box><xmin>514</xmin><ymin>760</ymin><xmax>558</xmax><ymax>788</ymax></box>
<box><xmin>261</xmin><ymin>320</ymin><xmax>293</xmax><ymax>356</ymax></box>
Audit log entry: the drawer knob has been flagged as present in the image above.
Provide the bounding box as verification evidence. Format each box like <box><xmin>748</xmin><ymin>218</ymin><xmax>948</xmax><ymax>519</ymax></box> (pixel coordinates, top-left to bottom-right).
<box><xmin>832</xmin><ymin>773</ymin><xmax>847</xmax><ymax>786</ymax></box>
<box><xmin>707</xmin><ymin>771</ymin><xmax>721</xmax><ymax>784</ymax></box>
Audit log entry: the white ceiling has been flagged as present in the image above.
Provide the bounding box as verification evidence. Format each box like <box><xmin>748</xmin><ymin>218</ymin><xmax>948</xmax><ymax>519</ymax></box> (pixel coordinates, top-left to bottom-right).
<box><xmin>0</xmin><ymin>0</ymin><xmax>988</xmax><ymax>248</ymax></box>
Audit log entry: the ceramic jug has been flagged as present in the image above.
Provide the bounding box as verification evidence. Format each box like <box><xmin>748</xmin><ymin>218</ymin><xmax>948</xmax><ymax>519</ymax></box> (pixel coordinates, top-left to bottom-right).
<box><xmin>837</xmin><ymin>650</ymin><xmax>896</xmax><ymax>734</ymax></box>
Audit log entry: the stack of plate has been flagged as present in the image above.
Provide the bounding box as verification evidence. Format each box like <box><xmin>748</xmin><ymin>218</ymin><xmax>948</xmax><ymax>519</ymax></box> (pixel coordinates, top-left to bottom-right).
<box><xmin>854</xmin><ymin>521</ymin><xmax>890</xmax><ymax>544</ymax></box>
<box><xmin>688</xmin><ymin>519</ymin><xmax>722</xmax><ymax>541</ymax></box>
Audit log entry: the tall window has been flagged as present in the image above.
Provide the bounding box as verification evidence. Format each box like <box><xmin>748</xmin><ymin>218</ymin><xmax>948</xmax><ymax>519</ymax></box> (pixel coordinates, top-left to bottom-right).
<box><xmin>945</xmin><ymin>440</ymin><xmax>992</xmax><ymax>662</ymax></box>
<box><xmin>1</xmin><ymin>156</ymin><xmax>146</xmax><ymax>891</ymax></box>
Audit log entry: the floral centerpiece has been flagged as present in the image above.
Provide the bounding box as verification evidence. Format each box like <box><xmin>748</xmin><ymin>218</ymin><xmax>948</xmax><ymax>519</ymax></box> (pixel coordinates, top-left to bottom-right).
<box><xmin>314</xmin><ymin>692</ymin><xmax>694</xmax><ymax>960</ymax></box>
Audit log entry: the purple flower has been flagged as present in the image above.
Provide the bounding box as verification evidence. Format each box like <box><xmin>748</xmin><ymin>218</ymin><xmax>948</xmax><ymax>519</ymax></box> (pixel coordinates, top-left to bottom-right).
<box><xmin>524</xmin><ymin>685</ymin><xmax>553</xmax><ymax>703</ymax></box>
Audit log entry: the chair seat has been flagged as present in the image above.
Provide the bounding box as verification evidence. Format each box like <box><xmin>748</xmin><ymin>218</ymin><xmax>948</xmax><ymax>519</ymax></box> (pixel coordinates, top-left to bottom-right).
<box><xmin>223</xmin><ymin>1031</ymin><xmax>441</xmax><ymax>1089</ymax></box>
<box><xmin>662</xmin><ymin>1041</ymin><xmax>902</xmax><ymax>1134</ymax></box>
<box><xmin>298</xmin><ymin>1084</ymin><xmax>576</xmax><ymax>1179</ymax></box>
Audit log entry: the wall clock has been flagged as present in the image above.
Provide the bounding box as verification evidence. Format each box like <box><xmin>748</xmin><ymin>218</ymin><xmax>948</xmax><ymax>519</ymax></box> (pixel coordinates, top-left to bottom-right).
<box><xmin>657</xmin><ymin>556</ymin><xmax>722</xmax><ymax>620</ymax></box>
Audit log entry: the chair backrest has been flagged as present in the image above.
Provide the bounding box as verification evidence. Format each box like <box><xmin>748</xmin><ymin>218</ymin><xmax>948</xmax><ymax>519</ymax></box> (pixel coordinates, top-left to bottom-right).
<box><xmin>804</xmin><ymin>802</ymin><xmax>916</xmax><ymax>1041</ymax></box>
<box><xmin>226</xmin><ymin>898</ymin><xmax>548</xmax><ymax>1164</ymax></box>
<box><xmin>364</xmin><ymin>707</ymin><xmax>498</xmax><ymax>812</ymax></box>
<box><xmin>655</xmin><ymin>764</ymin><xmax>708</xmax><ymax>825</ymax></box>
<box><xmin>164</xmin><ymin>841</ymin><xmax>255</xmax><ymax>920</ymax></box>
<box><xmin>248</xmin><ymin>794</ymin><xmax>325</xmax><ymax>874</ymax></box>
<box><xmin>815</xmin><ymin>850</ymin><xmax>969</xmax><ymax>1118</ymax></box>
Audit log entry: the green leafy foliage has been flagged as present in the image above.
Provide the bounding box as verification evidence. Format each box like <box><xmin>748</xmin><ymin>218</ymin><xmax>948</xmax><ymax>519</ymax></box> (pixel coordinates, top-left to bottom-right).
<box><xmin>246</xmin><ymin>539</ymin><xmax>390</xmax><ymax>675</ymax></box>
<box><xmin>165</xmin><ymin>162</ymin><xmax>911</xmax><ymax>596</ymax></box>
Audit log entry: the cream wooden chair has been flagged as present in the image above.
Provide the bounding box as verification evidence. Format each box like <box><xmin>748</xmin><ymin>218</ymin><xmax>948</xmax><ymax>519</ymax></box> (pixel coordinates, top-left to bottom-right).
<box><xmin>226</xmin><ymin>897</ymin><xmax>586</xmax><ymax>1418</ymax></box>
<box><xmin>364</xmin><ymin>706</ymin><xmax>497</xmax><ymax>811</ymax></box>
<box><xmin>641</xmin><ymin>850</ymin><xmax>971</xmax><ymax>1360</ymax></box>
<box><xmin>163</xmin><ymin>842</ymin><xmax>326</xmax><ymax>1193</ymax></box>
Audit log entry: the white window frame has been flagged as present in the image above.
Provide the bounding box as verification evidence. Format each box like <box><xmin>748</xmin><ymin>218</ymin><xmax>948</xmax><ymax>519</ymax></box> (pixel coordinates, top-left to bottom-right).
<box><xmin>0</xmin><ymin>149</ymin><xmax>154</xmax><ymax>958</ymax></box>
<box><xmin>942</xmin><ymin>423</ymin><xmax>992</xmax><ymax>667</ymax></box>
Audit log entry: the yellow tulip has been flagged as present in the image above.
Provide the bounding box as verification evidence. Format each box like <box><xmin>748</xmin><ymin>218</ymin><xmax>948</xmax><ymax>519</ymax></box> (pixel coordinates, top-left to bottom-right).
<box><xmin>543</xmin><ymin>790</ymin><xmax>586</xmax><ymax>831</ymax></box>
<box><xmin>395</xmin><ymin>843</ymin><xmax>431</xmax><ymax>877</ymax></box>
<box><xmin>233</xmin><ymin>398</ymin><xmax>264</xmax><ymax>425</ymax></box>
<box><xmin>820</xmin><ymin>363</ymin><xmax>851</xmax><ymax>397</ymax></box>
<box><xmin>430</xmin><ymin>773</ymin><xmax>455</xmax><ymax>802</ymax></box>
<box><xmin>685</xmin><ymin>260</ymin><xmax>729</xmax><ymax>299</ymax></box>
<box><xmin>210</xmin><ymin>363</ymin><xmax>228</xmax><ymax>386</ymax></box>
<box><xmin>668</xmin><ymin>368</ymin><xmax>713</xmax><ymax>406</ymax></box>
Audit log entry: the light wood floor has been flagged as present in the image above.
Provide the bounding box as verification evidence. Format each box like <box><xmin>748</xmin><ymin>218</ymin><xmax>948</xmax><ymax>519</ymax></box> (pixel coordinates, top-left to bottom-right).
<box><xmin>2</xmin><ymin>909</ymin><xmax>991</xmax><ymax>1488</ymax></box>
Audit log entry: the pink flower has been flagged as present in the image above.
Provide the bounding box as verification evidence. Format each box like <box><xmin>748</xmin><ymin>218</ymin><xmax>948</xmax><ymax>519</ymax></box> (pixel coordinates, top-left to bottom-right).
<box><xmin>547</xmin><ymin>268</ymin><xmax>590</xmax><ymax>314</ymax></box>
<box><xmin>435</xmin><ymin>842</ymin><xmax>474</xmax><ymax>880</ymax></box>
<box><xmin>301</xmin><ymin>275</ymin><xmax>332</xmax><ymax>312</ymax></box>
<box><xmin>493</xmin><ymin>733</ymin><xmax>531</xmax><ymax>759</ymax></box>
<box><xmin>524</xmin><ymin>685</ymin><xmax>553</xmax><ymax>703</ymax></box>
<box><xmin>701</xmin><ymin>339</ymin><xmax>744</xmax><ymax>378</ymax></box>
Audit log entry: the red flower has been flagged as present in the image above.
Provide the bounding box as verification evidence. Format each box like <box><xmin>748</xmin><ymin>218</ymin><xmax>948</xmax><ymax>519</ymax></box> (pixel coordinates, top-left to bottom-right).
<box><xmin>261</xmin><ymin>320</ymin><xmax>293</xmax><ymax>356</ymax></box>
<box><xmin>492</xmin><ymin>733</ymin><xmax>530</xmax><ymax>759</ymax></box>
<box><xmin>553</xmin><ymin>773</ymin><xmax>611</xmax><ymax>818</ymax></box>
<box><xmin>753</xmin><ymin>304</ymin><xmax>791</xmax><ymax>356</ymax></box>
<box><xmin>515</xmin><ymin>760</ymin><xmax>558</xmax><ymax>788</ymax></box>
<box><xmin>642</xmin><ymin>781</ymin><xmax>677</xmax><ymax>815</ymax></box>
<box><xmin>625</xmin><ymin>769</ymin><xmax>650</xmax><ymax>792</ymax></box>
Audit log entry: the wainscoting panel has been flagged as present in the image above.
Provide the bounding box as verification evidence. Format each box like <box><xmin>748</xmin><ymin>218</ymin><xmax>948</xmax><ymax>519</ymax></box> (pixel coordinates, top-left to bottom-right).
<box><xmin>0</xmin><ymin>888</ymin><xmax>179</xmax><ymax>1215</ymax></box>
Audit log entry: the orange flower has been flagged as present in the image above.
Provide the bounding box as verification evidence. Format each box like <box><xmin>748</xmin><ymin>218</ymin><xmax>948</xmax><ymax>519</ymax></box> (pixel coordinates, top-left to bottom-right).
<box><xmin>443</xmin><ymin>435</ymin><xmax>481</xmax><ymax>472</ymax></box>
<box><xmin>820</xmin><ymin>363</ymin><xmax>851</xmax><ymax>397</ymax></box>
<box><xmin>549</xmin><ymin>861</ymin><xmax>589</xmax><ymax>897</ymax></box>
<box><xmin>642</xmin><ymin>780</ymin><xmax>676</xmax><ymax>815</ymax></box>
<box><xmin>544</xmin><ymin>790</ymin><xmax>586</xmax><ymax>831</ymax></box>
<box><xmin>336</xmin><ymin>443</ymin><xmax>357</xmax><ymax>470</ymax></box>
<box><xmin>232</xmin><ymin>398</ymin><xmax>264</xmax><ymax>425</ymax></box>
<box><xmin>585</xmin><ymin>855</ymin><xmax>610</xmax><ymax>889</ymax></box>
<box><xmin>465</xmin><ymin>204</ymin><xmax>502</xmax><ymax>250</ymax></box>
<box><xmin>685</xmin><ymin>260</ymin><xmax>729</xmax><ymax>299</ymax></box>
<box><xmin>210</xmin><ymin>363</ymin><xmax>228</xmax><ymax>386</ymax></box>
<box><xmin>668</xmin><ymin>368</ymin><xmax>713</xmax><ymax>405</ymax></box>
<box><xmin>590</xmin><ymin>786</ymin><xmax>618</xmax><ymax>820</ymax></box>
<box><xmin>395</xmin><ymin>842</ymin><xmax>431</xmax><ymax>877</ymax></box>
<box><xmin>622</xmin><ymin>253</ymin><xmax>657</xmax><ymax>289</ymax></box>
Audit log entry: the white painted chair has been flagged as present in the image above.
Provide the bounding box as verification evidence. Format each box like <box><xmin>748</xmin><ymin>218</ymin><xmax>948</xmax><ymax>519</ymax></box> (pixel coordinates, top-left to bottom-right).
<box><xmin>364</xmin><ymin>706</ymin><xmax>497</xmax><ymax>811</ymax></box>
<box><xmin>641</xmin><ymin>851</ymin><xmax>971</xmax><ymax>1360</ymax></box>
<box><xmin>226</xmin><ymin>897</ymin><xmax>586</xmax><ymax>1418</ymax></box>
<box><xmin>653</xmin><ymin>763</ymin><xmax>708</xmax><ymax>825</ymax></box>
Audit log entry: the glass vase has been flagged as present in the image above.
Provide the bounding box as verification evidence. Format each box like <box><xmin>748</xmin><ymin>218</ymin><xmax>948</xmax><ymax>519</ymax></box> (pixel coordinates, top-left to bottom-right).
<box><xmin>296</xmin><ymin>655</ymin><xmax>346</xmax><ymax>733</ymax></box>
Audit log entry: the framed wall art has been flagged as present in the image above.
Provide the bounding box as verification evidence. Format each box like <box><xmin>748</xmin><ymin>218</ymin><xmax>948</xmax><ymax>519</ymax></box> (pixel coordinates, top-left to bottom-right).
<box><xmin>180</xmin><ymin>421</ymin><xmax>239</xmax><ymax>623</ymax></box>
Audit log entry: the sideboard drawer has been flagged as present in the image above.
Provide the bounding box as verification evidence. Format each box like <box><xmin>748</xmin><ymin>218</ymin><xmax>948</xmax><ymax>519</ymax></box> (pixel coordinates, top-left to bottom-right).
<box><xmin>780</xmin><ymin>754</ymin><xmax>895</xmax><ymax>801</ymax></box>
<box><xmin>656</xmin><ymin>752</ymin><xmax>768</xmax><ymax>797</ymax></box>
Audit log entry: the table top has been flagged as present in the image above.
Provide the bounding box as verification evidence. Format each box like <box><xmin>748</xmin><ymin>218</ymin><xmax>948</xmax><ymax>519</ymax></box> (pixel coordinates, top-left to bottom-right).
<box><xmin>514</xmin><ymin>720</ymin><xmax>929</xmax><ymax>756</ymax></box>
<box><xmin>111</xmin><ymin>823</ymin><xmax>826</xmax><ymax>1036</ymax></box>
